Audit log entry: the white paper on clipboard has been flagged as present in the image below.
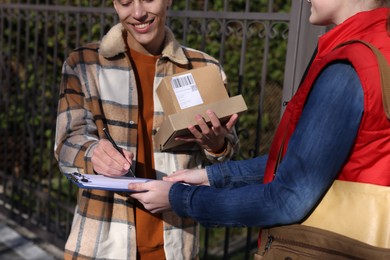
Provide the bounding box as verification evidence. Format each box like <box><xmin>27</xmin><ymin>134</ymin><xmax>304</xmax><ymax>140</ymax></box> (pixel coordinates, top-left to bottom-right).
<box><xmin>65</xmin><ymin>172</ymin><xmax>149</xmax><ymax>192</ymax></box>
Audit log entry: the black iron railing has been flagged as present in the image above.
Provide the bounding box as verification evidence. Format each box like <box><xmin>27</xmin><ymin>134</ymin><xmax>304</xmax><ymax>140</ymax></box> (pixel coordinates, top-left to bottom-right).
<box><xmin>0</xmin><ymin>1</ymin><xmax>304</xmax><ymax>259</ymax></box>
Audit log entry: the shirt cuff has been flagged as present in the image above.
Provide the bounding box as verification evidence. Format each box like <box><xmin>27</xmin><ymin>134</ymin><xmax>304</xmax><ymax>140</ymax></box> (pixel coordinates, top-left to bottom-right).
<box><xmin>203</xmin><ymin>140</ymin><xmax>233</xmax><ymax>162</ymax></box>
<box><xmin>206</xmin><ymin>162</ymin><xmax>230</xmax><ymax>188</ymax></box>
<box><xmin>84</xmin><ymin>141</ymin><xmax>99</xmax><ymax>174</ymax></box>
<box><xmin>169</xmin><ymin>182</ymin><xmax>194</xmax><ymax>218</ymax></box>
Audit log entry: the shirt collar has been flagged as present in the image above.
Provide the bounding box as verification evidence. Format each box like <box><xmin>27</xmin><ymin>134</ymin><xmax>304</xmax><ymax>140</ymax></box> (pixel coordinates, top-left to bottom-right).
<box><xmin>99</xmin><ymin>23</ymin><xmax>189</xmax><ymax>66</ymax></box>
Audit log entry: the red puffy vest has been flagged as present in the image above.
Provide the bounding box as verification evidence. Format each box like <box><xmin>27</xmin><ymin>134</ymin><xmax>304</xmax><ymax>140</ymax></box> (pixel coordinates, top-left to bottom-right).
<box><xmin>263</xmin><ymin>9</ymin><xmax>390</xmax><ymax>186</ymax></box>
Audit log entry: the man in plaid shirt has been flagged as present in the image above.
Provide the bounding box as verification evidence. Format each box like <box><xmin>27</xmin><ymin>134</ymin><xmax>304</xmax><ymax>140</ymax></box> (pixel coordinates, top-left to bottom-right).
<box><xmin>54</xmin><ymin>0</ymin><xmax>239</xmax><ymax>259</ymax></box>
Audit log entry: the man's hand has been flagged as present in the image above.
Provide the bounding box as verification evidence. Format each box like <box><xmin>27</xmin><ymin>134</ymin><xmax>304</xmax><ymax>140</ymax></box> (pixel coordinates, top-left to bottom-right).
<box><xmin>163</xmin><ymin>168</ymin><xmax>210</xmax><ymax>186</ymax></box>
<box><xmin>175</xmin><ymin>110</ymin><xmax>238</xmax><ymax>153</ymax></box>
<box><xmin>91</xmin><ymin>139</ymin><xmax>134</xmax><ymax>177</ymax></box>
<box><xmin>129</xmin><ymin>180</ymin><xmax>173</xmax><ymax>214</ymax></box>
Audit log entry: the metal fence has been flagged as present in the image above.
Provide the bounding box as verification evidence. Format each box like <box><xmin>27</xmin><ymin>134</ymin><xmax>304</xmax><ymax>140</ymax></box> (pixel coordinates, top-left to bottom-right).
<box><xmin>0</xmin><ymin>0</ymin><xmax>322</xmax><ymax>259</ymax></box>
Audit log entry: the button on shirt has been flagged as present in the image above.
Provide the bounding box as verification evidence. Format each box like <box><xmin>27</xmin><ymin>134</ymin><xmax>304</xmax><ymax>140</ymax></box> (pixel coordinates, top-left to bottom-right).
<box><xmin>169</xmin><ymin>63</ymin><xmax>364</xmax><ymax>228</ymax></box>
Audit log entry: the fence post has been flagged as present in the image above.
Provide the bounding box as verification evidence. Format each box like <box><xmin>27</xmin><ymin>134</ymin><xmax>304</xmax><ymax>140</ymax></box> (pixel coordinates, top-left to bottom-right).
<box><xmin>281</xmin><ymin>1</ymin><xmax>326</xmax><ymax>114</ymax></box>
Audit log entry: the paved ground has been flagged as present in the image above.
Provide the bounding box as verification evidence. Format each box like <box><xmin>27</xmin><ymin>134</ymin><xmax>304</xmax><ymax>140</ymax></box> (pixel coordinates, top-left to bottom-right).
<box><xmin>0</xmin><ymin>213</ymin><xmax>63</xmax><ymax>260</ymax></box>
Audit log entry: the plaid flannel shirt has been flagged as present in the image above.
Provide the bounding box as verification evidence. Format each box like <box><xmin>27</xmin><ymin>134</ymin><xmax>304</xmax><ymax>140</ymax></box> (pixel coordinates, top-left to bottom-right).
<box><xmin>54</xmin><ymin>23</ymin><xmax>239</xmax><ymax>260</ymax></box>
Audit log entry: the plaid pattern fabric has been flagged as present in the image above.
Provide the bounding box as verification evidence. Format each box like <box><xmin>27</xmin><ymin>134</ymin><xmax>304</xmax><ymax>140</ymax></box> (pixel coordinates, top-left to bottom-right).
<box><xmin>55</xmin><ymin>23</ymin><xmax>238</xmax><ymax>260</ymax></box>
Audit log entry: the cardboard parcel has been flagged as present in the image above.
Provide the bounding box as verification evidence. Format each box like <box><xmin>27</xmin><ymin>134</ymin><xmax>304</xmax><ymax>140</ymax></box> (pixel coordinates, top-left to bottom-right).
<box><xmin>155</xmin><ymin>66</ymin><xmax>248</xmax><ymax>151</ymax></box>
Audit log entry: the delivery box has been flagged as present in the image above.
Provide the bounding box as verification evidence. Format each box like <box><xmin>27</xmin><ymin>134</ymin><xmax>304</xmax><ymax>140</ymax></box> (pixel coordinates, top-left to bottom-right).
<box><xmin>155</xmin><ymin>66</ymin><xmax>248</xmax><ymax>151</ymax></box>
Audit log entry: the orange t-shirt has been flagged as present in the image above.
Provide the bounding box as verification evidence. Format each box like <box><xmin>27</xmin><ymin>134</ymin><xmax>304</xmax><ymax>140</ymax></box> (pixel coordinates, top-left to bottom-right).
<box><xmin>129</xmin><ymin>48</ymin><xmax>165</xmax><ymax>260</ymax></box>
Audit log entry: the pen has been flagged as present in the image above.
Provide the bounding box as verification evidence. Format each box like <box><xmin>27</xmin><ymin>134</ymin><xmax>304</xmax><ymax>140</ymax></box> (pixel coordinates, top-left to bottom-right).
<box><xmin>102</xmin><ymin>127</ymin><xmax>136</xmax><ymax>177</ymax></box>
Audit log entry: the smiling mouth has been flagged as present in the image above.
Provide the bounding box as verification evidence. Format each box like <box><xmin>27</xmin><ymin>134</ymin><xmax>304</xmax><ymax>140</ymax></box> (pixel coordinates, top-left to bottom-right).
<box><xmin>133</xmin><ymin>19</ymin><xmax>154</xmax><ymax>30</ymax></box>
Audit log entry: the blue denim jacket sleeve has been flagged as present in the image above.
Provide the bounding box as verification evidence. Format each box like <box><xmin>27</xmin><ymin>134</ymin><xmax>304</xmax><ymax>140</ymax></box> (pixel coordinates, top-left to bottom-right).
<box><xmin>206</xmin><ymin>156</ymin><xmax>268</xmax><ymax>188</ymax></box>
<box><xmin>169</xmin><ymin>63</ymin><xmax>364</xmax><ymax>227</ymax></box>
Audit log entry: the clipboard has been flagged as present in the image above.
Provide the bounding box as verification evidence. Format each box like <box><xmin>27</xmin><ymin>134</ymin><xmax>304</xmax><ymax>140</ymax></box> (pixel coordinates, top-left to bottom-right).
<box><xmin>65</xmin><ymin>172</ymin><xmax>149</xmax><ymax>192</ymax></box>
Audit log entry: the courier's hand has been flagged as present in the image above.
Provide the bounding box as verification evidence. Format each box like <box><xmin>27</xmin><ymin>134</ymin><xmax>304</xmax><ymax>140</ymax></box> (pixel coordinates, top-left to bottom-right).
<box><xmin>163</xmin><ymin>168</ymin><xmax>210</xmax><ymax>186</ymax></box>
<box><xmin>175</xmin><ymin>109</ymin><xmax>238</xmax><ymax>153</ymax></box>
<box><xmin>129</xmin><ymin>180</ymin><xmax>173</xmax><ymax>214</ymax></box>
<box><xmin>91</xmin><ymin>139</ymin><xmax>134</xmax><ymax>177</ymax></box>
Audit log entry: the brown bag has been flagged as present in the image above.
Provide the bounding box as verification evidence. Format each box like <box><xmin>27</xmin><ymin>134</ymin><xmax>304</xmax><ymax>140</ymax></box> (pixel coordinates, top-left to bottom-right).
<box><xmin>255</xmin><ymin>225</ymin><xmax>390</xmax><ymax>260</ymax></box>
<box><xmin>301</xmin><ymin>180</ymin><xmax>390</xmax><ymax>248</ymax></box>
<box><xmin>254</xmin><ymin>180</ymin><xmax>390</xmax><ymax>259</ymax></box>
<box><xmin>255</xmin><ymin>40</ymin><xmax>390</xmax><ymax>259</ymax></box>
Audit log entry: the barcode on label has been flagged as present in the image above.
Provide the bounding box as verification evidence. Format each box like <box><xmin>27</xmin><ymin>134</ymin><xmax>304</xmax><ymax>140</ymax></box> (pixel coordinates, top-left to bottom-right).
<box><xmin>170</xmin><ymin>72</ymin><xmax>203</xmax><ymax>108</ymax></box>
<box><xmin>171</xmin><ymin>74</ymin><xmax>196</xmax><ymax>89</ymax></box>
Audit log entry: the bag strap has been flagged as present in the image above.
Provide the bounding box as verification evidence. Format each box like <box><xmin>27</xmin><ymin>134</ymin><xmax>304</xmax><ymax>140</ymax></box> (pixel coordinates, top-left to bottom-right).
<box><xmin>335</xmin><ymin>40</ymin><xmax>390</xmax><ymax>119</ymax></box>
